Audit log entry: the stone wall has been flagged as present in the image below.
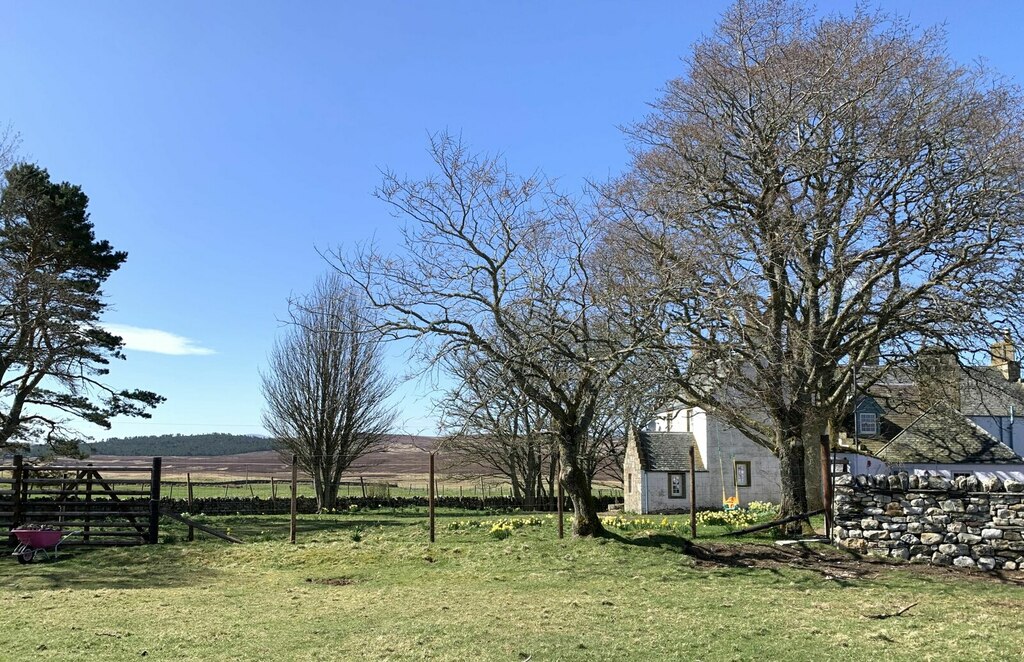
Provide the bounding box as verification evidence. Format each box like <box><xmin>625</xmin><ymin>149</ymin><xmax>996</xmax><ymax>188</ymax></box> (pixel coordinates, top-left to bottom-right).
<box><xmin>833</xmin><ymin>473</ymin><xmax>1024</xmax><ymax>571</ymax></box>
<box><xmin>157</xmin><ymin>494</ymin><xmax>621</xmax><ymax>516</ymax></box>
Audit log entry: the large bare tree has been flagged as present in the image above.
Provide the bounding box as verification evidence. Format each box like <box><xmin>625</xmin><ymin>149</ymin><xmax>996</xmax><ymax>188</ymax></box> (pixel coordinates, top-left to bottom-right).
<box><xmin>608</xmin><ymin>1</ymin><xmax>1024</xmax><ymax>529</ymax></box>
<box><xmin>261</xmin><ymin>275</ymin><xmax>397</xmax><ymax>512</ymax></box>
<box><xmin>438</xmin><ymin>350</ymin><xmax>557</xmax><ymax>508</ymax></box>
<box><xmin>337</xmin><ymin>134</ymin><xmax>666</xmax><ymax>536</ymax></box>
<box><xmin>437</xmin><ymin>348</ymin><xmax>646</xmax><ymax>506</ymax></box>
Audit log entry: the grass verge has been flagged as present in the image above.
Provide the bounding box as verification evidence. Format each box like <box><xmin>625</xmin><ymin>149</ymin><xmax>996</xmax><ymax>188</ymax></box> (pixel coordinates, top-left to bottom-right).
<box><xmin>1</xmin><ymin>511</ymin><xmax>1021</xmax><ymax>660</ymax></box>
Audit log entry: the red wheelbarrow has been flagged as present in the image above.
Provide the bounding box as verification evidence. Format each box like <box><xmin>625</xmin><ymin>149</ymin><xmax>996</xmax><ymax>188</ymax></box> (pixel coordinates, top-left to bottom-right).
<box><xmin>10</xmin><ymin>527</ymin><xmax>79</xmax><ymax>564</ymax></box>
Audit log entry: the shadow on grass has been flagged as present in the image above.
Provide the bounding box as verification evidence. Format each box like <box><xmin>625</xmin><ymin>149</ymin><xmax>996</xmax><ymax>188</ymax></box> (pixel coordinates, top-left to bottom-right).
<box><xmin>160</xmin><ymin>515</ymin><xmax>411</xmax><ymax>539</ymax></box>
<box><xmin>0</xmin><ymin>545</ymin><xmax>220</xmax><ymax>591</ymax></box>
<box><xmin>606</xmin><ymin>530</ymin><xmax>1024</xmax><ymax>588</ymax></box>
<box><xmin>606</xmin><ymin>531</ymin><xmax>782</xmax><ymax>577</ymax></box>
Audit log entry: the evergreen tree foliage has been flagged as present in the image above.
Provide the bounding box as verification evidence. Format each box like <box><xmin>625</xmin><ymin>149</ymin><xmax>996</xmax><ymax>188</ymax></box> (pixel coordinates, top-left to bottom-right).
<box><xmin>0</xmin><ymin>163</ymin><xmax>163</xmax><ymax>454</ymax></box>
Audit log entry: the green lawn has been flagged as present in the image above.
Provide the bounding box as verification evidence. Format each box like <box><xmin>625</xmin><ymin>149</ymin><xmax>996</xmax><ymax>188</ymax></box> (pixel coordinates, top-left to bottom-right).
<box><xmin>1</xmin><ymin>510</ymin><xmax>1021</xmax><ymax>661</ymax></box>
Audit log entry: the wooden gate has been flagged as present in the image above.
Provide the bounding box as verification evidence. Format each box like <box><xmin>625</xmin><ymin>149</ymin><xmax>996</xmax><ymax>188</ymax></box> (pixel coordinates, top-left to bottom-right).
<box><xmin>1</xmin><ymin>455</ymin><xmax>162</xmax><ymax>546</ymax></box>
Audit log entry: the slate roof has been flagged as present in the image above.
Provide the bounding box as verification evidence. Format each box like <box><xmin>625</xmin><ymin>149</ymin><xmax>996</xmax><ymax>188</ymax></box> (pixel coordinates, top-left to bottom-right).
<box><xmin>636</xmin><ymin>431</ymin><xmax>706</xmax><ymax>472</ymax></box>
<box><xmin>958</xmin><ymin>366</ymin><xmax>1024</xmax><ymax>417</ymax></box>
<box><xmin>836</xmin><ymin>364</ymin><xmax>1024</xmax><ymax>465</ymax></box>
<box><xmin>875</xmin><ymin>404</ymin><xmax>1024</xmax><ymax>465</ymax></box>
<box><xmin>862</xmin><ymin>365</ymin><xmax>1024</xmax><ymax>417</ymax></box>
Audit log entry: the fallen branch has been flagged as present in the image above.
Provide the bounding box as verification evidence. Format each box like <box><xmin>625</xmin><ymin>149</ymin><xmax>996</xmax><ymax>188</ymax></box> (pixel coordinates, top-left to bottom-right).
<box><xmin>161</xmin><ymin>511</ymin><xmax>244</xmax><ymax>544</ymax></box>
<box><xmin>866</xmin><ymin>602</ymin><xmax>918</xmax><ymax>620</ymax></box>
<box><xmin>723</xmin><ymin>509</ymin><xmax>825</xmax><ymax>537</ymax></box>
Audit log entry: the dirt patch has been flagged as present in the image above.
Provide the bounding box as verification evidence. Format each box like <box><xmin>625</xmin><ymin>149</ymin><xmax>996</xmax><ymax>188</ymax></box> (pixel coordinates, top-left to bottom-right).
<box><xmin>305</xmin><ymin>577</ymin><xmax>355</xmax><ymax>586</ymax></box>
<box><xmin>683</xmin><ymin>541</ymin><xmax>1024</xmax><ymax>585</ymax></box>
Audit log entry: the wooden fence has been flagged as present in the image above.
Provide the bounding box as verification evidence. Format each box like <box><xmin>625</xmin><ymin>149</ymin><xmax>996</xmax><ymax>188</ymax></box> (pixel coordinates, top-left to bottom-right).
<box><xmin>1</xmin><ymin>455</ymin><xmax>161</xmax><ymax>546</ymax></box>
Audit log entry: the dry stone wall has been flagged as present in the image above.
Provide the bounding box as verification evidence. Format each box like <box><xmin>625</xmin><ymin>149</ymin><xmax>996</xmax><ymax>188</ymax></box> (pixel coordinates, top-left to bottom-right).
<box><xmin>833</xmin><ymin>473</ymin><xmax>1024</xmax><ymax>571</ymax></box>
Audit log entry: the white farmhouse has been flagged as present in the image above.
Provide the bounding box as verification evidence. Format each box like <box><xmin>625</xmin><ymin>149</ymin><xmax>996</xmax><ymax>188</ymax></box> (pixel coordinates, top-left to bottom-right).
<box><xmin>623</xmin><ymin>405</ymin><xmax>781</xmax><ymax>514</ymax></box>
<box><xmin>625</xmin><ymin>338</ymin><xmax>1024</xmax><ymax>514</ymax></box>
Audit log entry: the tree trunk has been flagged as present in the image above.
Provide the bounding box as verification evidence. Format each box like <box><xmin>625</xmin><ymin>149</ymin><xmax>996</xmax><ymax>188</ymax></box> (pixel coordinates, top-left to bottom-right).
<box><xmin>510</xmin><ymin>472</ymin><xmax>524</xmax><ymax>502</ymax></box>
<box><xmin>313</xmin><ymin>464</ymin><xmax>339</xmax><ymax>512</ymax></box>
<box><xmin>321</xmin><ymin>485</ymin><xmax>338</xmax><ymax>512</ymax></box>
<box><xmin>777</xmin><ymin>431</ymin><xmax>810</xmax><ymax>536</ymax></box>
<box><xmin>559</xmin><ymin>433</ymin><xmax>605</xmax><ymax>537</ymax></box>
<box><xmin>310</xmin><ymin>470</ymin><xmax>324</xmax><ymax>511</ymax></box>
<box><xmin>803</xmin><ymin>429</ymin><xmax>824</xmax><ymax>511</ymax></box>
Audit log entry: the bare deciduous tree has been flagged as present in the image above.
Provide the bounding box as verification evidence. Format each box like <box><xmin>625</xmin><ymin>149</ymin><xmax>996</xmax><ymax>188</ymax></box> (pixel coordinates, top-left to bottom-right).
<box><xmin>261</xmin><ymin>275</ymin><xmax>397</xmax><ymax>512</ymax></box>
<box><xmin>609</xmin><ymin>1</ymin><xmax>1024</xmax><ymax>530</ymax></box>
<box><xmin>337</xmin><ymin>134</ymin><xmax>666</xmax><ymax>536</ymax></box>
<box><xmin>438</xmin><ymin>351</ymin><xmax>557</xmax><ymax>508</ymax></box>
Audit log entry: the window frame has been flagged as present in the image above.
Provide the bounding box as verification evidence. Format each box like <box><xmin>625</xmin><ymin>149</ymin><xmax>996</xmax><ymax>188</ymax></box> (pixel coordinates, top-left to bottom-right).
<box><xmin>858</xmin><ymin>412</ymin><xmax>878</xmax><ymax>436</ymax></box>
<box><xmin>667</xmin><ymin>472</ymin><xmax>688</xmax><ymax>499</ymax></box>
<box><xmin>734</xmin><ymin>460</ymin><xmax>752</xmax><ymax>487</ymax></box>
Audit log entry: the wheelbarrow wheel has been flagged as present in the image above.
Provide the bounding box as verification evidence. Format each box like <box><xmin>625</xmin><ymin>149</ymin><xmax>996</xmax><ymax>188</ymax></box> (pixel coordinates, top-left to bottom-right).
<box><xmin>17</xmin><ymin>549</ymin><xmax>34</xmax><ymax>564</ymax></box>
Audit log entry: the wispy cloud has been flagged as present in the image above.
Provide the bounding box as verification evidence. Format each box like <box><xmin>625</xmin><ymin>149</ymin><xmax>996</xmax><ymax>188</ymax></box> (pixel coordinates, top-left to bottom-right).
<box><xmin>104</xmin><ymin>324</ymin><xmax>216</xmax><ymax>356</ymax></box>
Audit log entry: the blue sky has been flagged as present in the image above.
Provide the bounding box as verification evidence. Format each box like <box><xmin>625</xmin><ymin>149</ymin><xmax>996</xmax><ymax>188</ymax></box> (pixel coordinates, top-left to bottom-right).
<box><xmin>2</xmin><ymin>1</ymin><xmax>1023</xmax><ymax>440</ymax></box>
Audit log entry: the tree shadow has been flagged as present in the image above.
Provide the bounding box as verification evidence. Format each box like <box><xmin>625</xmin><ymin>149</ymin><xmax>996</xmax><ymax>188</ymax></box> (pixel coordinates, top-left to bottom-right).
<box><xmin>606</xmin><ymin>530</ymin><xmax>1024</xmax><ymax>588</ymax></box>
<box><xmin>0</xmin><ymin>546</ymin><xmax>220</xmax><ymax>591</ymax></box>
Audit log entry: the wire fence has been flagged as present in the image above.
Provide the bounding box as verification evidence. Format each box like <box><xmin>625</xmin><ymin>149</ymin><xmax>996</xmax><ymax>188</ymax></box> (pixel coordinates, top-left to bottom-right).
<box><xmin>3</xmin><ymin>456</ymin><xmax>623</xmax><ymax>504</ymax></box>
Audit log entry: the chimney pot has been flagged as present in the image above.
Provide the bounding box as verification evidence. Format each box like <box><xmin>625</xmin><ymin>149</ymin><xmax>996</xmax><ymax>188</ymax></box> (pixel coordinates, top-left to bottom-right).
<box><xmin>991</xmin><ymin>336</ymin><xmax>1020</xmax><ymax>382</ymax></box>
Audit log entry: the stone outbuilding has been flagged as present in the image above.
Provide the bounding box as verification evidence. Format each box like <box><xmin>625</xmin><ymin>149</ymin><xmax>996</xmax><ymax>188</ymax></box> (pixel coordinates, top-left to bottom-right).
<box><xmin>623</xmin><ymin>407</ymin><xmax>781</xmax><ymax>514</ymax></box>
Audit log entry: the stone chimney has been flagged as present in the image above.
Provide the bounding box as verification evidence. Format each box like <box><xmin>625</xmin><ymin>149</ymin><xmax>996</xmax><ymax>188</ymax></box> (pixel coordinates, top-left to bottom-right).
<box><xmin>991</xmin><ymin>335</ymin><xmax>1020</xmax><ymax>382</ymax></box>
<box><xmin>918</xmin><ymin>346</ymin><xmax>961</xmax><ymax>407</ymax></box>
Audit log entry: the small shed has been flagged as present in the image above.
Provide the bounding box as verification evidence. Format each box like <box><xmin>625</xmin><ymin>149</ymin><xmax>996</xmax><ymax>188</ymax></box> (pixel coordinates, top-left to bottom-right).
<box><xmin>623</xmin><ymin>429</ymin><xmax>707</xmax><ymax>513</ymax></box>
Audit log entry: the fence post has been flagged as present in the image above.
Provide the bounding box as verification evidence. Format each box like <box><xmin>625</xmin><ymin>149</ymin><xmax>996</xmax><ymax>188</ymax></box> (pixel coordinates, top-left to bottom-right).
<box><xmin>359</xmin><ymin>476</ymin><xmax>366</xmax><ymax>498</ymax></box>
<box><xmin>689</xmin><ymin>445</ymin><xmax>697</xmax><ymax>538</ymax></box>
<box><xmin>271</xmin><ymin>476</ymin><xmax>277</xmax><ymax>500</ymax></box>
<box><xmin>149</xmin><ymin>457</ymin><xmax>162</xmax><ymax>544</ymax></box>
<box><xmin>428</xmin><ymin>453</ymin><xmax>436</xmax><ymax>543</ymax></box>
<box><xmin>11</xmin><ymin>454</ymin><xmax>23</xmax><ymax>533</ymax></box>
<box><xmin>557</xmin><ymin>455</ymin><xmax>564</xmax><ymax>540</ymax></box>
<box><xmin>290</xmin><ymin>454</ymin><xmax>297</xmax><ymax>544</ymax></box>
<box><xmin>186</xmin><ymin>472</ymin><xmax>195</xmax><ymax>542</ymax></box>
<box><xmin>820</xmin><ymin>434</ymin><xmax>833</xmax><ymax>540</ymax></box>
<box><xmin>84</xmin><ymin>464</ymin><xmax>94</xmax><ymax>543</ymax></box>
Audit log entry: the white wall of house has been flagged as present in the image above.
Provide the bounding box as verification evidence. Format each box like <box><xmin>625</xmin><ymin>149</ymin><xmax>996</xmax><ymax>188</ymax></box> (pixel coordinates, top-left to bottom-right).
<box><xmin>835</xmin><ymin>451</ymin><xmax>888</xmax><ymax>476</ymax></box>
<box><xmin>969</xmin><ymin>416</ymin><xmax>1024</xmax><ymax>455</ymax></box>
<box><xmin>705</xmin><ymin>417</ymin><xmax>781</xmax><ymax>507</ymax></box>
<box><xmin>691</xmin><ymin>410</ymin><xmax>710</xmax><ymax>467</ymax></box>
<box><xmin>638</xmin><ymin>469</ymin><xmax>714</xmax><ymax>512</ymax></box>
<box><xmin>627</xmin><ymin>407</ymin><xmax>783</xmax><ymax>513</ymax></box>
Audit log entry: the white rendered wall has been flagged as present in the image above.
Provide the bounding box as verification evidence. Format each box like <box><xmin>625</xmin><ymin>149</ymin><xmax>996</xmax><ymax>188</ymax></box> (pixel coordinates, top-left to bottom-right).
<box><xmin>703</xmin><ymin>417</ymin><xmax>781</xmax><ymax>507</ymax></box>
<box><xmin>968</xmin><ymin>415</ymin><xmax>1024</xmax><ymax>455</ymax></box>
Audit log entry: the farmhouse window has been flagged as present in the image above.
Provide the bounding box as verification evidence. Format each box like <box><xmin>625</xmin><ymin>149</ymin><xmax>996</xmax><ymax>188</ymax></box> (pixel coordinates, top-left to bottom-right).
<box><xmin>668</xmin><ymin>472</ymin><xmax>687</xmax><ymax>499</ymax></box>
<box><xmin>858</xmin><ymin>412</ymin><xmax>878</xmax><ymax>436</ymax></box>
<box><xmin>734</xmin><ymin>461</ymin><xmax>752</xmax><ymax>487</ymax></box>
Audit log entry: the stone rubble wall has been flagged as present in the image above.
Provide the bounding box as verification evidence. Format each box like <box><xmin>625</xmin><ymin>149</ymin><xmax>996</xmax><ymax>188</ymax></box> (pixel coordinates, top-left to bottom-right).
<box><xmin>833</xmin><ymin>473</ymin><xmax>1024</xmax><ymax>571</ymax></box>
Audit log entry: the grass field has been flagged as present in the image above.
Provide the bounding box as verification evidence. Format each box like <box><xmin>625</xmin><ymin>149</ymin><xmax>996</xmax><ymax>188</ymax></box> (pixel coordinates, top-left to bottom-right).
<box><xmin>2</xmin><ymin>510</ymin><xmax>1022</xmax><ymax>661</ymax></box>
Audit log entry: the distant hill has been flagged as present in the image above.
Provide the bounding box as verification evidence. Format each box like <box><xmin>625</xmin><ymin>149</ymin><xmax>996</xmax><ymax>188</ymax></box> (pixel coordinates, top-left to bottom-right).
<box><xmin>81</xmin><ymin>433</ymin><xmax>275</xmax><ymax>457</ymax></box>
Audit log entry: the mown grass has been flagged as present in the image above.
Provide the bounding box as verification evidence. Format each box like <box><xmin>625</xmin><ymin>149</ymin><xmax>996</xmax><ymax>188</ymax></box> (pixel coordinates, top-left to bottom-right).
<box><xmin>2</xmin><ymin>511</ymin><xmax>1022</xmax><ymax>661</ymax></box>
